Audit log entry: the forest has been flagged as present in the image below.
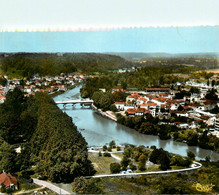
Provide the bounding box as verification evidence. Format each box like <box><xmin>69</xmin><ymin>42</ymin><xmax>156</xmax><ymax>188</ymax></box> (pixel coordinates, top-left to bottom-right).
<box><xmin>0</xmin><ymin>53</ymin><xmax>133</xmax><ymax>78</ymax></box>
<box><xmin>0</xmin><ymin>52</ymin><xmax>218</xmax><ymax>79</ymax></box>
<box><xmin>0</xmin><ymin>88</ymin><xmax>95</xmax><ymax>182</ymax></box>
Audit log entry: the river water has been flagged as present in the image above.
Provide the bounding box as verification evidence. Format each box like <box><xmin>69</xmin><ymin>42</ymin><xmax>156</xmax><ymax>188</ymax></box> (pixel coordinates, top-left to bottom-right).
<box><xmin>53</xmin><ymin>85</ymin><xmax>219</xmax><ymax>161</ymax></box>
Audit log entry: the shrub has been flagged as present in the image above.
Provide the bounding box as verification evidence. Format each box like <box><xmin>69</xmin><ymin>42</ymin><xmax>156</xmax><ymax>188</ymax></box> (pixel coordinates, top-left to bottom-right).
<box><xmin>110</xmin><ymin>163</ymin><xmax>121</xmax><ymax>173</ymax></box>
<box><xmin>103</xmin><ymin>152</ymin><xmax>111</xmax><ymax>157</ymax></box>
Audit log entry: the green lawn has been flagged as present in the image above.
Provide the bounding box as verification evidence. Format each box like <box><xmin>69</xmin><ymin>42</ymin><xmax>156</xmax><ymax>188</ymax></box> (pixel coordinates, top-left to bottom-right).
<box><xmin>88</xmin><ymin>153</ymin><xmax>118</xmax><ymax>174</ymax></box>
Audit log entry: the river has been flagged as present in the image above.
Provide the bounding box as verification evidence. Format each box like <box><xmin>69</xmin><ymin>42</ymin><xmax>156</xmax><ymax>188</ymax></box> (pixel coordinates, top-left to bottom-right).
<box><xmin>53</xmin><ymin>85</ymin><xmax>219</xmax><ymax>161</ymax></box>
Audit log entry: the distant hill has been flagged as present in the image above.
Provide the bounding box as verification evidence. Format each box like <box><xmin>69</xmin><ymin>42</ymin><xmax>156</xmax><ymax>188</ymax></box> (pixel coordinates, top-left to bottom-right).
<box><xmin>106</xmin><ymin>52</ymin><xmax>219</xmax><ymax>60</ymax></box>
<box><xmin>0</xmin><ymin>52</ymin><xmax>135</xmax><ymax>77</ymax></box>
<box><xmin>0</xmin><ymin>52</ymin><xmax>218</xmax><ymax>78</ymax></box>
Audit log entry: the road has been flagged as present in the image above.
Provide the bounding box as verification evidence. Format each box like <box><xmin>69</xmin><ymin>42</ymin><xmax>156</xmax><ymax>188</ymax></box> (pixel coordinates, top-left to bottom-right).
<box><xmin>85</xmin><ymin>161</ymin><xmax>202</xmax><ymax>179</ymax></box>
<box><xmin>33</xmin><ymin>179</ymin><xmax>71</xmax><ymax>195</ymax></box>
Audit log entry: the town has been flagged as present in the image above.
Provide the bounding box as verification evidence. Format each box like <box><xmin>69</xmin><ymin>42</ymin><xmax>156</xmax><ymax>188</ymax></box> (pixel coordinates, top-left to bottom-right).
<box><xmin>113</xmin><ymin>77</ymin><xmax>219</xmax><ymax>138</ymax></box>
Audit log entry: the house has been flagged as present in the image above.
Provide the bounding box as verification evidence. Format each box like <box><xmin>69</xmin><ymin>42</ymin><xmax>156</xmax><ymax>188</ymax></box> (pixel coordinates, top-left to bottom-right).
<box><xmin>170</xmin><ymin>110</ymin><xmax>188</xmax><ymax>117</ymax></box>
<box><xmin>126</xmin><ymin>93</ymin><xmax>141</xmax><ymax>104</ymax></box>
<box><xmin>175</xmin><ymin>122</ymin><xmax>189</xmax><ymax>129</ymax></box>
<box><xmin>115</xmin><ymin>102</ymin><xmax>125</xmax><ymax>111</ymax></box>
<box><xmin>0</xmin><ymin>172</ymin><xmax>18</xmax><ymax>191</ymax></box>
<box><xmin>126</xmin><ymin>108</ymin><xmax>149</xmax><ymax>116</ymax></box>
<box><xmin>112</xmin><ymin>88</ymin><xmax>126</xmax><ymax>93</ymax></box>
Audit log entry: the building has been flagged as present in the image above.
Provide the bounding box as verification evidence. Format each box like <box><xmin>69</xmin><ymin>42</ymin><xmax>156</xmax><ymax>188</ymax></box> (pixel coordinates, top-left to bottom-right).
<box><xmin>0</xmin><ymin>172</ymin><xmax>18</xmax><ymax>191</ymax></box>
<box><xmin>115</xmin><ymin>102</ymin><xmax>125</xmax><ymax>111</ymax></box>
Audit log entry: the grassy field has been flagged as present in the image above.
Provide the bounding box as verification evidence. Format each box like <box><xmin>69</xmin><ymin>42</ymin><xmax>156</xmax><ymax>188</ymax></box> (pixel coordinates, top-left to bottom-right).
<box><xmin>111</xmin><ymin>153</ymin><xmax>123</xmax><ymax>159</ymax></box>
<box><xmin>88</xmin><ymin>153</ymin><xmax>118</xmax><ymax>174</ymax></box>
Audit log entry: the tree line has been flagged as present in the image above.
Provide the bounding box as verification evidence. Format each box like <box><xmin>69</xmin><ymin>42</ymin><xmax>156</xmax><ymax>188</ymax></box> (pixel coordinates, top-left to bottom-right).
<box><xmin>0</xmin><ymin>88</ymin><xmax>95</xmax><ymax>182</ymax></box>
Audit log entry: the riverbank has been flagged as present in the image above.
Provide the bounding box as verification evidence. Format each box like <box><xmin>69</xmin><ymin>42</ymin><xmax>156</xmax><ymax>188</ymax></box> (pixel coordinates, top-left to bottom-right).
<box><xmin>91</xmin><ymin>104</ymin><xmax>117</xmax><ymax>121</ymax></box>
<box><xmin>54</xmin><ymin>85</ymin><xmax>219</xmax><ymax>161</ymax></box>
<box><xmin>49</xmin><ymin>82</ymin><xmax>82</xmax><ymax>98</ymax></box>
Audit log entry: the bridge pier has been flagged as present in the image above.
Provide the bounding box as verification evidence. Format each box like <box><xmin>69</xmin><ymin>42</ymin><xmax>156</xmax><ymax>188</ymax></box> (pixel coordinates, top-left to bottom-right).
<box><xmin>63</xmin><ymin>103</ymin><xmax>66</xmax><ymax>108</ymax></box>
<box><xmin>72</xmin><ymin>103</ymin><xmax>76</xmax><ymax>109</ymax></box>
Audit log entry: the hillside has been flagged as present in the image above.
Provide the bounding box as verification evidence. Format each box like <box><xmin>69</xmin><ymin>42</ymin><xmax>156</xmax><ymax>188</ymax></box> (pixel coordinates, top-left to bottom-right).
<box><xmin>0</xmin><ymin>52</ymin><xmax>134</xmax><ymax>77</ymax></box>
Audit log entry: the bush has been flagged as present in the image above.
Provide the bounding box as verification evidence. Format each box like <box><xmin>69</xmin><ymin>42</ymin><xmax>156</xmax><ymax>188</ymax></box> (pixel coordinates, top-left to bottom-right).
<box><xmin>102</xmin><ymin>145</ymin><xmax>107</xmax><ymax>151</ymax></box>
<box><xmin>116</xmin><ymin>146</ymin><xmax>121</xmax><ymax>151</ymax></box>
<box><xmin>110</xmin><ymin>163</ymin><xmax>121</xmax><ymax>173</ymax></box>
<box><xmin>72</xmin><ymin>177</ymin><xmax>103</xmax><ymax>194</ymax></box>
<box><xmin>103</xmin><ymin>152</ymin><xmax>111</xmax><ymax>157</ymax></box>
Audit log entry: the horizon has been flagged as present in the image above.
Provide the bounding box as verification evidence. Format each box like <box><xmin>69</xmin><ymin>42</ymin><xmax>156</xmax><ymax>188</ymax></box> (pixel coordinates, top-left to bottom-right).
<box><xmin>1</xmin><ymin>51</ymin><xmax>219</xmax><ymax>55</ymax></box>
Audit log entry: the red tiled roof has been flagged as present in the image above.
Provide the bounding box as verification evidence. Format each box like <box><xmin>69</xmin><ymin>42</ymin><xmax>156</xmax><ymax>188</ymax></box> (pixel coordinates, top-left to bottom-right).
<box><xmin>184</xmin><ymin>106</ymin><xmax>192</xmax><ymax>110</ymax></box>
<box><xmin>126</xmin><ymin>108</ymin><xmax>148</xmax><ymax>114</ymax></box>
<box><xmin>161</xmin><ymin>104</ymin><xmax>171</xmax><ymax>108</ymax></box>
<box><xmin>126</xmin><ymin>108</ymin><xmax>136</xmax><ymax>114</ymax></box>
<box><xmin>200</xmin><ymin>115</ymin><xmax>210</xmax><ymax>120</ymax></box>
<box><xmin>159</xmin><ymin>93</ymin><xmax>169</xmax><ymax>96</ymax></box>
<box><xmin>146</xmin><ymin>102</ymin><xmax>157</xmax><ymax>107</ymax></box>
<box><xmin>129</xmin><ymin>93</ymin><xmax>141</xmax><ymax>99</ymax></box>
<box><xmin>112</xmin><ymin>88</ymin><xmax>126</xmax><ymax>92</ymax></box>
<box><xmin>204</xmin><ymin>100</ymin><xmax>219</xmax><ymax>105</ymax></box>
<box><xmin>189</xmin><ymin>103</ymin><xmax>200</xmax><ymax>107</ymax></box>
<box><xmin>139</xmin><ymin>97</ymin><xmax>148</xmax><ymax>102</ymax></box>
<box><xmin>0</xmin><ymin>172</ymin><xmax>17</xmax><ymax>188</ymax></box>
<box><xmin>152</xmin><ymin>97</ymin><xmax>167</xmax><ymax>102</ymax></box>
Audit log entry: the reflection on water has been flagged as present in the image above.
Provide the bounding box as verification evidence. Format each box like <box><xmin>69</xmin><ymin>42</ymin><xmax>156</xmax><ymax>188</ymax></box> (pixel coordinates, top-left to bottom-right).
<box><xmin>53</xmin><ymin>85</ymin><xmax>219</xmax><ymax>161</ymax></box>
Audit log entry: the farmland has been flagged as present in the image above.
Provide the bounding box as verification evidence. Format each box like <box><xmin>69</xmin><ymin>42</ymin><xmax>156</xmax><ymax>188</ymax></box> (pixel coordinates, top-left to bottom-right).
<box><xmin>88</xmin><ymin>153</ymin><xmax>119</xmax><ymax>174</ymax></box>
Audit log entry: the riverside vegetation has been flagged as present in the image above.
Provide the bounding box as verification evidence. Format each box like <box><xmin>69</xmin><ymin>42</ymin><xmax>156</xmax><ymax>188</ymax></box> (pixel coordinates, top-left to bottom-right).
<box><xmin>0</xmin><ymin>88</ymin><xmax>95</xmax><ymax>184</ymax></box>
<box><xmin>80</xmin><ymin>68</ymin><xmax>219</xmax><ymax>152</ymax></box>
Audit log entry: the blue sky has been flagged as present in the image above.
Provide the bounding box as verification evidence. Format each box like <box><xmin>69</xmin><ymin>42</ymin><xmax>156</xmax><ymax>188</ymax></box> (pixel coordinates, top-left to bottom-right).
<box><xmin>0</xmin><ymin>26</ymin><xmax>218</xmax><ymax>53</ymax></box>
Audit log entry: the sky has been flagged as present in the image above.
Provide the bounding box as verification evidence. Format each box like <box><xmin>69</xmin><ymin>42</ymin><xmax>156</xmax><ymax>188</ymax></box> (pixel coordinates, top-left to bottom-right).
<box><xmin>0</xmin><ymin>0</ymin><xmax>218</xmax><ymax>53</ymax></box>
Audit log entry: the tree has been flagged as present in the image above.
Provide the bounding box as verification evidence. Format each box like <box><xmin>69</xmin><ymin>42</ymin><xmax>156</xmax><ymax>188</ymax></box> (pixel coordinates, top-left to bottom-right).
<box><xmin>124</xmin><ymin>146</ymin><xmax>133</xmax><ymax>158</ymax></box>
<box><xmin>110</xmin><ymin>104</ymin><xmax>118</xmax><ymax>112</ymax></box>
<box><xmin>190</xmin><ymin>87</ymin><xmax>200</xmax><ymax>94</ymax></box>
<box><xmin>121</xmin><ymin>156</ymin><xmax>131</xmax><ymax>169</ymax></box>
<box><xmin>0</xmin><ymin>139</ymin><xmax>17</xmax><ymax>173</ymax></box>
<box><xmin>139</xmin><ymin>122</ymin><xmax>157</xmax><ymax>135</ymax></box>
<box><xmin>121</xmin><ymin>80</ymin><xmax>127</xmax><ymax>90</ymax></box>
<box><xmin>109</xmin><ymin>140</ymin><xmax>116</xmax><ymax>149</ymax></box>
<box><xmin>116</xmin><ymin>146</ymin><xmax>121</xmax><ymax>151</ymax></box>
<box><xmin>28</xmin><ymin>93</ymin><xmax>96</xmax><ymax>182</ymax></box>
<box><xmin>110</xmin><ymin>163</ymin><xmax>121</xmax><ymax>173</ymax></box>
<box><xmin>205</xmin><ymin>89</ymin><xmax>218</xmax><ymax>100</ymax></box>
<box><xmin>212</xmin><ymin>80</ymin><xmax>215</xmax><ymax>87</ymax></box>
<box><xmin>0</xmin><ymin>77</ymin><xmax>7</xmax><ymax>86</ymax></box>
<box><xmin>186</xmin><ymin>131</ymin><xmax>198</xmax><ymax>146</ymax></box>
<box><xmin>103</xmin><ymin>145</ymin><xmax>107</xmax><ymax>151</ymax></box>
<box><xmin>72</xmin><ymin>177</ymin><xmax>103</xmax><ymax>194</ymax></box>
<box><xmin>159</xmin><ymin>152</ymin><xmax>171</xmax><ymax>171</ymax></box>
<box><xmin>103</xmin><ymin>152</ymin><xmax>111</xmax><ymax>157</ymax></box>
<box><xmin>138</xmin><ymin>154</ymin><xmax>147</xmax><ymax>171</ymax></box>
<box><xmin>177</xmin><ymin>105</ymin><xmax>184</xmax><ymax>111</ymax></box>
<box><xmin>187</xmin><ymin>151</ymin><xmax>195</xmax><ymax>160</ymax></box>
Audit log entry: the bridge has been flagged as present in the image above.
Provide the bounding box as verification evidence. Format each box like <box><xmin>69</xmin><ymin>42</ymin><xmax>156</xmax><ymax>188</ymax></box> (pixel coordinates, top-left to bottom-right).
<box><xmin>55</xmin><ymin>99</ymin><xmax>94</xmax><ymax>108</ymax></box>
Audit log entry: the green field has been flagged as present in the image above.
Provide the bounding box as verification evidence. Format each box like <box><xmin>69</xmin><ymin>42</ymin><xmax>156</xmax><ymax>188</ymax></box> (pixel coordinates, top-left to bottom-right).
<box><xmin>88</xmin><ymin>153</ymin><xmax>118</xmax><ymax>174</ymax></box>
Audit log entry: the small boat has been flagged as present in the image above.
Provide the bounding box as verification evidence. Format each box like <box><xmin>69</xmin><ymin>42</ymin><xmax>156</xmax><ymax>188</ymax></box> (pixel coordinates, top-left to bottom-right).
<box><xmin>79</xmin><ymin>128</ymin><xmax>85</xmax><ymax>131</ymax></box>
